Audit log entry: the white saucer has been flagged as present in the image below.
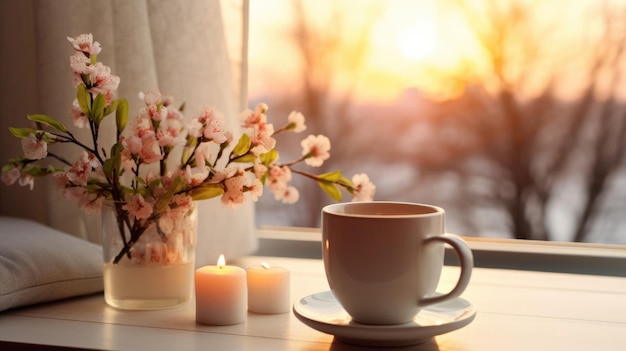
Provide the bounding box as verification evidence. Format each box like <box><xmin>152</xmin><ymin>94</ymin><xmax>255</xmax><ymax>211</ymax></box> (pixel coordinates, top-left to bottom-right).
<box><xmin>293</xmin><ymin>291</ymin><xmax>476</xmax><ymax>347</ymax></box>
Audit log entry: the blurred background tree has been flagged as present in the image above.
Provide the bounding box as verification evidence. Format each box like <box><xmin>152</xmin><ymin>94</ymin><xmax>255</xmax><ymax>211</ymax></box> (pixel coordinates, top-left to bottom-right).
<box><xmin>250</xmin><ymin>0</ymin><xmax>626</xmax><ymax>244</ymax></box>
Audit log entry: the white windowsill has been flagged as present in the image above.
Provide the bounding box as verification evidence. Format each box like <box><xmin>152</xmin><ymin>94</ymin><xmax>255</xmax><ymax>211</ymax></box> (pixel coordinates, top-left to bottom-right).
<box><xmin>255</xmin><ymin>226</ymin><xmax>626</xmax><ymax>277</ymax></box>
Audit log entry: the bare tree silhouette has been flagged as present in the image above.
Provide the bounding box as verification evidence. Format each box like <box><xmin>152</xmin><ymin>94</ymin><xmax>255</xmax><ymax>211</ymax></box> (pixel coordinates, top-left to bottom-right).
<box><xmin>253</xmin><ymin>0</ymin><xmax>626</xmax><ymax>243</ymax></box>
<box><xmin>402</xmin><ymin>0</ymin><xmax>626</xmax><ymax>242</ymax></box>
<box><xmin>256</xmin><ymin>0</ymin><xmax>384</xmax><ymax>228</ymax></box>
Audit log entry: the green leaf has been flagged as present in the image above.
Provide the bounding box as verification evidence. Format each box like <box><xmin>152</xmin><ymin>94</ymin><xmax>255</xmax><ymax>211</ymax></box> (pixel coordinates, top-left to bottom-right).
<box><xmin>115</xmin><ymin>99</ymin><xmax>128</xmax><ymax>135</ymax></box>
<box><xmin>91</xmin><ymin>93</ymin><xmax>107</xmax><ymax>125</ymax></box>
<box><xmin>318</xmin><ymin>170</ymin><xmax>342</xmax><ymax>182</ymax></box>
<box><xmin>317</xmin><ymin>180</ymin><xmax>342</xmax><ymax>202</ymax></box>
<box><xmin>103</xmin><ymin>143</ymin><xmax>123</xmax><ymax>180</ymax></box>
<box><xmin>181</xmin><ymin>136</ymin><xmax>198</xmax><ymax>166</ymax></box>
<box><xmin>232</xmin><ymin>133</ymin><xmax>251</xmax><ymax>157</ymax></box>
<box><xmin>260</xmin><ymin>149</ymin><xmax>278</xmax><ymax>166</ymax></box>
<box><xmin>77</xmin><ymin>84</ymin><xmax>91</xmax><ymax>115</ymax></box>
<box><xmin>102</xmin><ymin>158</ymin><xmax>114</xmax><ymax>180</ymax></box>
<box><xmin>232</xmin><ymin>154</ymin><xmax>257</xmax><ymax>163</ymax></box>
<box><xmin>27</xmin><ymin>114</ymin><xmax>67</xmax><ymax>133</ymax></box>
<box><xmin>170</xmin><ymin>175</ymin><xmax>186</xmax><ymax>194</ymax></box>
<box><xmin>1</xmin><ymin>164</ymin><xmax>15</xmax><ymax>172</ymax></box>
<box><xmin>189</xmin><ymin>184</ymin><xmax>224</xmax><ymax>201</ymax></box>
<box><xmin>21</xmin><ymin>165</ymin><xmax>56</xmax><ymax>177</ymax></box>
<box><xmin>9</xmin><ymin>127</ymin><xmax>37</xmax><ymax>138</ymax></box>
<box><xmin>148</xmin><ymin>177</ymin><xmax>162</xmax><ymax>192</ymax></box>
<box><xmin>338</xmin><ymin>176</ymin><xmax>352</xmax><ymax>185</ymax></box>
<box><xmin>40</xmin><ymin>132</ymin><xmax>57</xmax><ymax>144</ymax></box>
<box><xmin>103</xmin><ymin>99</ymin><xmax>120</xmax><ymax>117</ymax></box>
<box><xmin>337</xmin><ymin>176</ymin><xmax>355</xmax><ymax>194</ymax></box>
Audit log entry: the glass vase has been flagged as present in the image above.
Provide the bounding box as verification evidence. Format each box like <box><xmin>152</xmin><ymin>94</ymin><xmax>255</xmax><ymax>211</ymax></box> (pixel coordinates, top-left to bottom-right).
<box><xmin>101</xmin><ymin>201</ymin><xmax>197</xmax><ymax>310</ymax></box>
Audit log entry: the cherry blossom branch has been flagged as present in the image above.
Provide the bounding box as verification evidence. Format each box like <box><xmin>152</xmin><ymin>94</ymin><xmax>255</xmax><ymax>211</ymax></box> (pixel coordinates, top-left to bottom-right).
<box><xmin>45</xmin><ymin>152</ymin><xmax>73</xmax><ymax>167</ymax></box>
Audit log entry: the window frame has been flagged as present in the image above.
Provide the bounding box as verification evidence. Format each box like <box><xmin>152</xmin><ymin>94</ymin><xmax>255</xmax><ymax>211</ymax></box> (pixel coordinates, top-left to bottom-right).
<box><xmin>254</xmin><ymin>226</ymin><xmax>626</xmax><ymax>277</ymax></box>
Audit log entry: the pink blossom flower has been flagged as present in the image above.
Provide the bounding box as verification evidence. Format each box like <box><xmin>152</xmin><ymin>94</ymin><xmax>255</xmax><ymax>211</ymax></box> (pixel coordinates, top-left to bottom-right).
<box><xmin>21</xmin><ymin>133</ymin><xmax>47</xmax><ymax>160</ymax></box>
<box><xmin>287</xmin><ymin>111</ymin><xmax>306</xmax><ymax>132</ymax></box>
<box><xmin>158</xmin><ymin>201</ymin><xmax>191</xmax><ymax>241</ymax></box>
<box><xmin>138</xmin><ymin>136</ymin><xmax>163</xmax><ymax>164</ymax></box>
<box><xmin>197</xmin><ymin>106</ymin><xmax>221</xmax><ymax>124</ymax></box>
<box><xmin>138</xmin><ymin>90</ymin><xmax>168</xmax><ymax>122</ymax></box>
<box><xmin>351</xmin><ymin>173</ymin><xmax>376</xmax><ymax>202</ymax></box>
<box><xmin>165</xmin><ymin>233</ymin><xmax>184</xmax><ymax>263</ymax></box>
<box><xmin>70</xmin><ymin>99</ymin><xmax>88</xmax><ymax>128</ymax></box>
<box><xmin>172</xmin><ymin>194</ymin><xmax>193</xmax><ymax>207</ymax></box>
<box><xmin>161</xmin><ymin>94</ymin><xmax>177</xmax><ymax>108</ymax></box>
<box><xmin>147</xmin><ymin>241</ymin><xmax>168</xmax><ymax>264</ymax></box>
<box><xmin>145</xmin><ymin>104</ymin><xmax>167</xmax><ymax>122</ymax></box>
<box><xmin>157</xmin><ymin>116</ymin><xmax>185</xmax><ymax>147</ymax></box>
<box><xmin>0</xmin><ymin>167</ymin><xmax>33</xmax><ymax>190</ymax></box>
<box><xmin>123</xmin><ymin>193</ymin><xmax>154</xmax><ymax>220</ymax></box>
<box><xmin>69</xmin><ymin>52</ymin><xmax>91</xmax><ymax>75</ymax></box>
<box><xmin>52</xmin><ymin>172</ymin><xmax>69</xmax><ymax>189</ymax></box>
<box><xmin>187</xmin><ymin>118</ymin><xmax>203</xmax><ymax>138</ymax></box>
<box><xmin>241</xmin><ymin>103</ymin><xmax>268</xmax><ymax>128</ymax></box>
<box><xmin>193</xmin><ymin>107</ymin><xmax>227</xmax><ymax>144</ymax></box>
<box><xmin>78</xmin><ymin>193</ymin><xmax>104</xmax><ymax>214</ymax></box>
<box><xmin>248</xmin><ymin>179</ymin><xmax>264</xmax><ymax>201</ymax></box>
<box><xmin>212</xmin><ymin>164</ymin><xmax>240</xmax><ymax>183</ymax></box>
<box><xmin>139</xmin><ymin>89</ymin><xmax>162</xmax><ymax>106</ymax></box>
<box><xmin>66</xmin><ymin>151</ymin><xmax>93</xmax><ymax>186</ymax></box>
<box><xmin>123</xmin><ymin>122</ymin><xmax>163</xmax><ymax>164</ymax></box>
<box><xmin>267</xmin><ymin>165</ymin><xmax>300</xmax><ymax>203</ymax></box>
<box><xmin>122</xmin><ymin>135</ymin><xmax>143</xmax><ymax>155</ymax></box>
<box><xmin>204</xmin><ymin>118</ymin><xmax>227</xmax><ymax>144</ymax></box>
<box><xmin>252</xmin><ymin>159</ymin><xmax>268</xmax><ymax>180</ymax></box>
<box><xmin>301</xmin><ymin>134</ymin><xmax>330</xmax><ymax>167</ymax></box>
<box><xmin>67</xmin><ymin>33</ymin><xmax>102</xmax><ymax>56</ymax></box>
<box><xmin>223</xmin><ymin>131</ymin><xmax>234</xmax><ymax>144</ymax></box>
<box><xmin>274</xmin><ymin>185</ymin><xmax>299</xmax><ymax>204</ymax></box>
<box><xmin>1</xmin><ymin>168</ymin><xmax>21</xmax><ymax>186</ymax></box>
<box><xmin>194</xmin><ymin>142</ymin><xmax>212</xmax><ymax>167</ymax></box>
<box><xmin>267</xmin><ymin>165</ymin><xmax>292</xmax><ymax>194</ymax></box>
<box><xmin>221</xmin><ymin>173</ymin><xmax>246</xmax><ymax>210</ymax></box>
<box><xmin>241</xmin><ymin>103</ymin><xmax>276</xmax><ymax>154</ymax></box>
<box><xmin>63</xmin><ymin>186</ymin><xmax>84</xmax><ymax>201</ymax></box>
<box><xmin>248</xmin><ymin>122</ymin><xmax>276</xmax><ymax>155</ymax></box>
<box><xmin>87</xmin><ymin>62</ymin><xmax>120</xmax><ymax>94</ymax></box>
<box><xmin>18</xmin><ymin>174</ymin><xmax>34</xmax><ymax>190</ymax></box>
<box><xmin>184</xmin><ymin>165</ymin><xmax>209</xmax><ymax>186</ymax></box>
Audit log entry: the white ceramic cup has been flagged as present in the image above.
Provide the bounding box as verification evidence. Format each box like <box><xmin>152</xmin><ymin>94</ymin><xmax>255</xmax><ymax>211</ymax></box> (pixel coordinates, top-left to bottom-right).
<box><xmin>322</xmin><ymin>201</ymin><xmax>473</xmax><ymax>325</ymax></box>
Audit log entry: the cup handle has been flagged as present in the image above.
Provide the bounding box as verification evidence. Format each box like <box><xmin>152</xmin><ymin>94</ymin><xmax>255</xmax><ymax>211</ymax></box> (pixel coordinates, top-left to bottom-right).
<box><xmin>418</xmin><ymin>233</ymin><xmax>474</xmax><ymax>306</ymax></box>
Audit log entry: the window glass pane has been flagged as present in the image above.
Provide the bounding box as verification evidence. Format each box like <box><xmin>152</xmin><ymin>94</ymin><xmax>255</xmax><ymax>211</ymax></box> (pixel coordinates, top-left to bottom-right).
<box><xmin>249</xmin><ymin>0</ymin><xmax>626</xmax><ymax>245</ymax></box>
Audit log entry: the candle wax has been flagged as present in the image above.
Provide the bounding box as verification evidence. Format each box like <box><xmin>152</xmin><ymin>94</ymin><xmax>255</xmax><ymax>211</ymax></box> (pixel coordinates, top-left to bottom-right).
<box><xmin>246</xmin><ymin>264</ymin><xmax>290</xmax><ymax>314</ymax></box>
<box><xmin>195</xmin><ymin>264</ymin><xmax>247</xmax><ymax>325</ymax></box>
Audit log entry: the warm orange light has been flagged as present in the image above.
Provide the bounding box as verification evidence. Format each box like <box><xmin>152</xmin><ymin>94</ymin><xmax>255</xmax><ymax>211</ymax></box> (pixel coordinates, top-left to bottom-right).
<box><xmin>217</xmin><ymin>254</ymin><xmax>226</xmax><ymax>268</ymax></box>
<box><xmin>398</xmin><ymin>25</ymin><xmax>437</xmax><ymax>60</ymax></box>
<box><xmin>247</xmin><ymin>0</ymin><xmax>497</xmax><ymax>102</ymax></box>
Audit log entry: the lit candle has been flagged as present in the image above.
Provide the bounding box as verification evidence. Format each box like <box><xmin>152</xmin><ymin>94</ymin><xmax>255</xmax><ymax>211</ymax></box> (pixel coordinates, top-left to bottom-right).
<box><xmin>195</xmin><ymin>255</ymin><xmax>247</xmax><ymax>325</ymax></box>
<box><xmin>246</xmin><ymin>262</ymin><xmax>290</xmax><ymax>314</ymax></box>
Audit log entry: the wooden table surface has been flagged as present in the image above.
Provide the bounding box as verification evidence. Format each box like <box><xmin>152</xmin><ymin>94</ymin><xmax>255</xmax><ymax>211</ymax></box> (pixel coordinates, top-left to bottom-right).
<box><xmin>0</xmin><ymin>256</ymin><xmax>625</xmax><ymax>350</ymax></box>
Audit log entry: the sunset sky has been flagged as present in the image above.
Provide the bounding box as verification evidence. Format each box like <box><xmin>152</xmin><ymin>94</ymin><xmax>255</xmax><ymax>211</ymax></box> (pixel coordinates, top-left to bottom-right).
<box><xmin>248</xmin><ymin>0</ymin><xmax>622</xmax><ymax>103</ymax></box>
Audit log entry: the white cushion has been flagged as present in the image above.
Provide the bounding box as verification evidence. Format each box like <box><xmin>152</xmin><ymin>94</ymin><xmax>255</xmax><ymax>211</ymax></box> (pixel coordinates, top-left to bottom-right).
<box><xmin>0</xmin><ymin>216</ymin><xmax>103</xmax><ymax>312</ymax></box>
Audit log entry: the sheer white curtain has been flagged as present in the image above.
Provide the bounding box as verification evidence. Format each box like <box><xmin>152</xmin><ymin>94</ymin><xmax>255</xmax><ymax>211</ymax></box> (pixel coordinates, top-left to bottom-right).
<box><xmin>0</xmin><ymin>0</ymin><xmax>257</xmax><ymax>265</ymax></box>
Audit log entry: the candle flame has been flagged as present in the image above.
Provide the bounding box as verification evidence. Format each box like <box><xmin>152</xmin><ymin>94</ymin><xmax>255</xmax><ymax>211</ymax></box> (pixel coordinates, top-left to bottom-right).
<box><xmin>261</xmin><ymin>262</ymin><xmax>271</xmax><ymax>269</ymax></box>
<box><xmin>217</xmin><ymin>254</ymin><xmax>225</xmax><ymax>268</ymax></box>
